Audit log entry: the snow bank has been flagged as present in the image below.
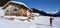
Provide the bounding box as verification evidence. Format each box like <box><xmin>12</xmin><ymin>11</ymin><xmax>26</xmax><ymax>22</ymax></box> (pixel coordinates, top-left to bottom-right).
<box><xmin>32</xmin><ymin>13</ymin><xmax>39</xmax><ymax>17</ymax></box>
<box><xmin>3</xmin><ymin>16</ymin><xmax>29</xmax><ymax>21</ymax></box>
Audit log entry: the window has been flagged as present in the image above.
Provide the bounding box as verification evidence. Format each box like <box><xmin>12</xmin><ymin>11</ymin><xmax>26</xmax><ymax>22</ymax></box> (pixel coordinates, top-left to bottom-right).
<box><xmin>6</xmin><ymin>10</ymin><xmax>9</xmax><ymax>12</ymax></box>
<box><xmin>14</xmin><ymin>9</ymin><xmax>17</xmax><ymax>11</ymax></box>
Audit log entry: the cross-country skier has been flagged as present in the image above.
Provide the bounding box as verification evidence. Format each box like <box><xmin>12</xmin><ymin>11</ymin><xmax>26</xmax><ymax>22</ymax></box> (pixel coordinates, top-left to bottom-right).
<box><xmin>49</xmin><ymin>16</ymin><xmax>54</xmax><ymax>26</ymax></box>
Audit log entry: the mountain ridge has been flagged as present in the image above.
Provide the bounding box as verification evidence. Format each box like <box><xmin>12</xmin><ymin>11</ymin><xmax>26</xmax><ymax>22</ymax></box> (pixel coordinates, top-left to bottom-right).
<box><xmin>31</xmin><ymin>8</ymin><xmax>60</xmax><ymax>17</ymax></box>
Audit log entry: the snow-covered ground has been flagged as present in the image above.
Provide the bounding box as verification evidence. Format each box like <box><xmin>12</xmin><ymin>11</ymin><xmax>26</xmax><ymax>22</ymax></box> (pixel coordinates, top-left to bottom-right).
<box><xmin>0</xmin><ymin>7</ymin><xmax>60</xmax><ymax>28</ymax></box>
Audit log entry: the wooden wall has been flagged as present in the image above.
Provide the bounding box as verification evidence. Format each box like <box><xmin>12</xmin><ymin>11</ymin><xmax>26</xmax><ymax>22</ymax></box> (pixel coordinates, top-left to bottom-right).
<box><xmin>21</xmin><ymin>5</ymin><xmax>27</xmax><ymax>16</ymax></box>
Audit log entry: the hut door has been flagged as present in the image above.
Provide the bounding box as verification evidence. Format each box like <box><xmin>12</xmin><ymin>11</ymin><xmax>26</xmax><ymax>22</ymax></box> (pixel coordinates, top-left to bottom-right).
<box><xmin>21</xmin><ymin>8</ymin><xmax>27</xmax><ymax>16</ymax></box>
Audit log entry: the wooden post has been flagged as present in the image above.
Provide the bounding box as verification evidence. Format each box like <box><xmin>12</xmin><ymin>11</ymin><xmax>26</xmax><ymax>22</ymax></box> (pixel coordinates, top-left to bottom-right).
<box><xmin>29</xmin><ymin>11</ymin><xmax>32</xmax><ymax>19</ymax></box>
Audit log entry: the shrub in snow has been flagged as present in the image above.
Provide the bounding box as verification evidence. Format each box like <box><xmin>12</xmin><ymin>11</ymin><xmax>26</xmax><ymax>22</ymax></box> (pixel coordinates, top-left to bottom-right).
<box><xmin>4</xmin><ymin>16</ymin><xmax>16</xmax><ymax>20</ymax></box>
<box><xmin>7</xmin><ymin>17</ymin><xmax>15</xmax><ymax>20</ymax></box>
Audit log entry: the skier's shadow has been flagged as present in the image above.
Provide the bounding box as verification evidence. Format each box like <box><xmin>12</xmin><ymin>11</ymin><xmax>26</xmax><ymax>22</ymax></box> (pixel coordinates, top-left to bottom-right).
<box><xmin>35</xmin><ymin>23</ymin><xmax>50</xmax><ymax>26</ymax></box>
<box><xmin>35</xmin><ymin>23</ymin><xmax>54</xmax><ymax>28</ymax></box>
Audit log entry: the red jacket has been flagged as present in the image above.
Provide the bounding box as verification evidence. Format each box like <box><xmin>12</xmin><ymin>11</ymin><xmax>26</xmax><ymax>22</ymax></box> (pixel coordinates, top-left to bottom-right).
<box><xmin>49</xmin><ymin>17</ymin><xmax>54</xmax><ymax>21</ymax></box>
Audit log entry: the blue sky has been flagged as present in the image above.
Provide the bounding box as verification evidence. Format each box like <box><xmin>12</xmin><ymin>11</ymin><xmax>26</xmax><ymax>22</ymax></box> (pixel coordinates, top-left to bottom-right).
<box><xmin>12</xmin><ymin>0</ymin><xmax>60</xmax><ymax>12</ymax></box>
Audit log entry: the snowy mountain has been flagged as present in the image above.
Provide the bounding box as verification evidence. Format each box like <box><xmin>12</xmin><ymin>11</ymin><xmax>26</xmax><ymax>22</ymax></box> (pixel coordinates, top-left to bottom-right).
<box><xmin>46</xmin><ymin>11</ymin><xmax>58</xmax><ymax>14</ymax></box>
<box><xmin>31</xmin><ymin>8</ymin><xmax>60</xmax><ymax>17</ymax></box>
<box><xmin>55</xmin><ymin>11</ymin><xmax>60</xmax><ymax>15</ymax></box>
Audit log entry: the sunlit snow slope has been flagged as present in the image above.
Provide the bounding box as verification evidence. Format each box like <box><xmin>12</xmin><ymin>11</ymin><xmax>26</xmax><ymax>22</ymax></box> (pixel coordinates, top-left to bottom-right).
<box><xmin>0</xmin><ymin>7</ymin><xmax>60</xmax><ymax>28</ymax></box>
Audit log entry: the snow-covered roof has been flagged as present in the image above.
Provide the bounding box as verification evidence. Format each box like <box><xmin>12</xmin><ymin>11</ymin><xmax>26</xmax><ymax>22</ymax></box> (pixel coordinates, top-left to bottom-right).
<box><xmin>10</xmin><ymin>1</ymin><xmax>28</xmax><ymax>8</ymax></box>
<box><xmin>2</xmin><ymin>1</ymin><xmax>32</xmax><ymax>11</ymax></box>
